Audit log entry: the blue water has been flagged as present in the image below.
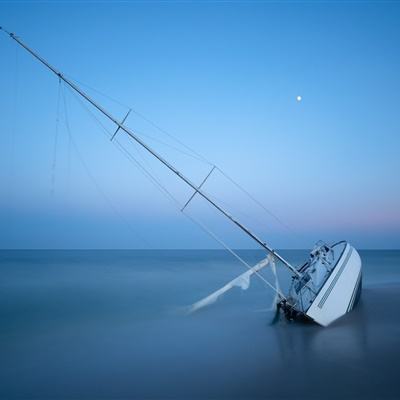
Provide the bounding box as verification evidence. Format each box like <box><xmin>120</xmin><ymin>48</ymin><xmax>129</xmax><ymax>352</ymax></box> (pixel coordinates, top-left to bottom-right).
<box><xmin>1</xmin><ymin>250</ymin><xmax>399</xmax><ymax>399</ymax></box>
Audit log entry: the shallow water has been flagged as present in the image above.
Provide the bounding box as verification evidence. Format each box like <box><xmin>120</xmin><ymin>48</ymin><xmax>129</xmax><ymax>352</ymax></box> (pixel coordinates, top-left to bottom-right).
<box><xmin>1</xmin><ymin>250</ymin><xmax>399</xmax><ymax>399</ymax></box>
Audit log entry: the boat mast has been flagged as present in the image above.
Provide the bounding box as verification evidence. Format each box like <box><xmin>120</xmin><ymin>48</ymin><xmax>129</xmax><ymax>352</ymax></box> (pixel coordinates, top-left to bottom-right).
<box><xmin>1</xmin><ymin>27</ymin><xmax>299</xmax><ymax>276</ymax></box>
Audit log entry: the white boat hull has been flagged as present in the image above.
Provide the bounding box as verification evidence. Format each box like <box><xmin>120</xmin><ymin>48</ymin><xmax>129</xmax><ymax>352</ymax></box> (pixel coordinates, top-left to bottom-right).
<box><xmin>306</xmin><ymin>243</ymin><xmax>362</xmax><ymax>327</ymax></box>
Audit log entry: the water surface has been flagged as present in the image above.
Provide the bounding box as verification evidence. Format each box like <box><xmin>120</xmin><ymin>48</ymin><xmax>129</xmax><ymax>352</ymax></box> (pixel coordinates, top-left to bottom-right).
<box><xmin>1</xmin><ymin>250</ymin><xmax>399</xmax><ymax>399</ymax></box>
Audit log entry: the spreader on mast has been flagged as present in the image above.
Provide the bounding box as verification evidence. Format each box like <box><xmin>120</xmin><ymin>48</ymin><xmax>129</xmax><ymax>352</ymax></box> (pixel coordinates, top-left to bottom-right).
<box><xmin>0</xmin><ymin>26</ymin><xmax>299</xmax><ymax>277</ymax></box>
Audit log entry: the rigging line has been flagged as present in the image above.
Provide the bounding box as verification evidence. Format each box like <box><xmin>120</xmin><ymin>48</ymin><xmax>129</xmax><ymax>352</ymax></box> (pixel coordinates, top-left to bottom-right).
<box><xmin>50</xmin><ymin>78</ymin><xmax>62</xmax><ymax>196</ymax></box>
<box><xmin>66</xmin><ymin>85</ymin><xmax>168</xmax><ymax>249</ymax></box>
<box><xmin>61</xmin><ymin>84</ymin><xmax>73</xmax><ymax>196</ymax></box>
<box><xmin>215</xmin><ymin>166</ymin><xmax>300</xmax><ymax>238</ymax></box>
<box><xmin>114</xmin><ymin>138</ymin><xmax>183</xmax><ymax>208</ymax></box>
<box><xmin>112</xmin><ymin>136</ymin><xmax>283</xmax><ymax>297</ymax></box>
<box><xmin>60</xmin><ymin>84</ymin><xmax>153</xmax><ymax>249</ymax></box>
<box><xmin>199</xmin><ymin>188</ymin><xmax>277</xmax><ymax>234</ymax></box>
<box><xmin>67</xmin><ymin>82</ymin><xmax>166</xmax><ymax>200</ymax></box>
<box><xmin>65</xmin><ymin>84</ymin><xmax>182</xmax><ymax>236</ymax></box>
<box><xmin>66</xmin><ymin>83</ymin><xmax>202</xmax><ymax>202</ymax></box>
<box><xmin>67</xmin><ymin>84</ymin><xmax>161</xmax><ymax>184</ymax></box>
<box><xmin>194</xmin><ymin>175</ymin><xmax>287</xmax><ymax>236</ymax></box>
<box><xmin>72</xmin><ymin>82</ymin><xmax>287</xmax><ymax>239</ymax></box>
<box><xmin>67</xmin><ymin>79</ymin><xmax>296</xmax><ymax>279</ymax></box>
<box><xmin>73</xmin><ymin>86</ymin><xmax>295</xmax><ymax>239</ymax></box>
<box><xmin>64</xmin><ymin>74</ymin><xmax>131</xmax><ymax>110</ymax></box>
<box><xmin>115</xmin><ymin>137</ymin><xmax>283</xmax><ymax>298</ymax></box>
<box><xmin>98</xmin><ymin>87</ymin><xmax>296</xmax><ymax>236</ymax></box>
<box><xmin>130</xmin><ymin>128</ymin><xmax>210</xmax><ymax>164</ymax></box>
<box><xmin>96</xmin><ymin>86</ymin><xmax>292</xmax><ymax>236</ymax></box>
<box><xmin>60</xmin><ymin>77</ymin><xmax>283</xmax><ymax>295</ymax></box>
<box><xmin>199</xmin><ymin>186</ymin><xmax>294</xmax><ymax>244</ymax></box>
<box><xmin>128</xmin><ymin>108</ymin><xmax>213</xmax><ymax>166</ymax></box>
<box><xmin>118</xmin><ymin>130</ymin><xmax>168</xmax><ymax>198</ymax></box>
<box><xmin>8</xmin><ymin>44</ymin><xmax>19</xmax><ymax>208</ymax></box>
<box><xmin>67</xmin><ymin>76</ymin><xmax>294</xmax><ymax>235</ymax></box>
<box><xmin>125</xmin><ymin>136</ymin><xmax>162</xmax><ymax>182</ymax></box>
<box><xmin>65</xmin><ymin>75</ymin><xmax>212</xmax><ymax>166</ymax></box>
<box><xmin>65</xmin><ymin>61</ymin><xmax>292</xmax><ymax>245</ymax></box>
<box><xmin>182</xmin><ymin>210</ymin><xmax>286</xmax><ymax>299</ymax></box>
<box><xmin>68</xmin><ymin>84</ymin><xmax>181</xmax><ymax>227</ymax></box>
<box><xmin>121</xmin><ymin>104</ymin><xmax>297</xmax><ymax>239</ymax></box>
<box><xmin>4</xmin><ymin>27</ymin><xmax>292</xmax><ymax>244</ymax></box>
<box><xmin>124</xmin><ymin>104</ymin><xmax>296</xmax><ymax>237</ymax></box>
<box><xmin>3</xmin><ymin>30</ymin><xmax>298</xmax><ymax>274</ymax></box>
<box><xmin>65</xmin><ymin>84</ymin><xmax>114</xmax><ymax>139</ymax></box>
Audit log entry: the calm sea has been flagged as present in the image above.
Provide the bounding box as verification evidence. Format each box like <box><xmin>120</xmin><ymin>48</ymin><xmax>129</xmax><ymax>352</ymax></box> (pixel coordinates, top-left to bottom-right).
<box><xmin>1</xmin><ymin>249</ymin><xmax>399</xmax><ymax>399</ymax></box>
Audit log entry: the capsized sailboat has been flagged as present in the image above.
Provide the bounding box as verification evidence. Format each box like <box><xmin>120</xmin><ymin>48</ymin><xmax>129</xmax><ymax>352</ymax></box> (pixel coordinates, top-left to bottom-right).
<box><xmin>189</xmin><ymin>241</ymin><xmax>362</xmax><ymax>326</ymax></box>
<box><xmin>1</xmin><ymin>27</ymin><xmax>362</xmax><ymax>327</ymax></box>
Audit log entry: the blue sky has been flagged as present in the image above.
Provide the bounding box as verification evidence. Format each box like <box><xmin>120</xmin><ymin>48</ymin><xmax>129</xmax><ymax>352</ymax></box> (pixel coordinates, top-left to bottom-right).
<box><xmin>0</xmin><ymin>0</ymin><xmax>399</xmax><ymax>249</ymax></box>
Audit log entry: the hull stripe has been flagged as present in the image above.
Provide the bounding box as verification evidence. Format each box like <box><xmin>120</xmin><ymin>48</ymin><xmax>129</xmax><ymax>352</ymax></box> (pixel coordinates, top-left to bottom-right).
<box><xmin>317</xmin><ymin>247</ymin><xmax>353</xmax><ymax>309</ymax></box>
<box><xmin>347</xmin><ymin>270</ymin><xmax>362</xmax><ymax>312</ymax></box>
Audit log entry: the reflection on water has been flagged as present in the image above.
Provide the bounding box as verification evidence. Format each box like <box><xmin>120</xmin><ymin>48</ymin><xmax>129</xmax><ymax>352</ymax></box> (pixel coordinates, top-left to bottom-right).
<box><xmin>0</xmin><ymin>250</ymin><xmax>399</xmax><ymax>399</ymax></box>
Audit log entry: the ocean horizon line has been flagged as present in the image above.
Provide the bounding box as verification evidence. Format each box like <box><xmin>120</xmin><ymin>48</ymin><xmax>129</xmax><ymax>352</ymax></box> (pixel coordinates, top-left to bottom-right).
<box><xmin>1</xmin><ymin>248</ymin><xmax>399</xmax><ymax>251</ymax></box>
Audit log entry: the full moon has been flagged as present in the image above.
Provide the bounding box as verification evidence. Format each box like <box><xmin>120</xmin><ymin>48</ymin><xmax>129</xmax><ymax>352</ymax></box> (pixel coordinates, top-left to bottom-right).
<box><xmin>296</xmin><ymin>95</ymin><xmax>302</xmax><ymax>102</ymax></box>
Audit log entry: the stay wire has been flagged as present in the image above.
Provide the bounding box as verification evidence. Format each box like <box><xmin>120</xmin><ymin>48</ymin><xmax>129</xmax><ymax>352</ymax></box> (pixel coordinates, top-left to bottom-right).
<box><xmin>67</xmin><ymin>84</ymin><xmax>282</xmax><ymax>296</ymax></box>
<box><xmin>128</xmin><ymin>108</ymin><xmax>213</xmax><ymax>166</ymax></box>
<box><xmin>65</xmin><ymin>75</ymin><xmax>212</xmax><ymax>165</ymax></box>
<box><xmin>65</xmin><ymin>76</ymin><xmax>296</xmax><ymax>238</ymax></box>
<box><xmin>50</xmin><ymin>78</ymin><xmax>62</xmax><ymax>196</ymax></box>
<box><xmin>8</xmin><ymin>44</ymin><xmax>19</xmax><ymax>208</ymax></box>
<box><xmin>182</xmin><ymin>211</ymin><xmax>285</xmax><ymax>299</ymax></box>
<box><xmin>114</xmin><ymin>137</ymin><xmax>283</xmax><ymax>297</ymax></box>
<box><xmin>215</xmin><ymin>167</ymin><xmax>299</xmax><ymax>238</ymax></box>
<box><xmin>129</xmin><ymin>128</ymin><xmax>210</xmax><ymax>164</ymax></box>
<box><xmin>64</xmin><ymin>74</ymin><xmax>131</xmax><ymax>110</ymax></box>
<box><xmin>65</xmin><ymin>84</ymin><xmax>114</xmax><ymax>140</ymax></box>
<box><xmin>60</xmin><ymin>84</ymin><xmax>153</xmax><ymax>249</ymax></box>
<box><xmin>61</xmin><ymin>83</ymin><xmax>73</xmax><ymax>196</ymax></box>
<box><xmin>66</xmin><ymin>85</ymin><xmax>168</xmax><ymax>195</ymax></box>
